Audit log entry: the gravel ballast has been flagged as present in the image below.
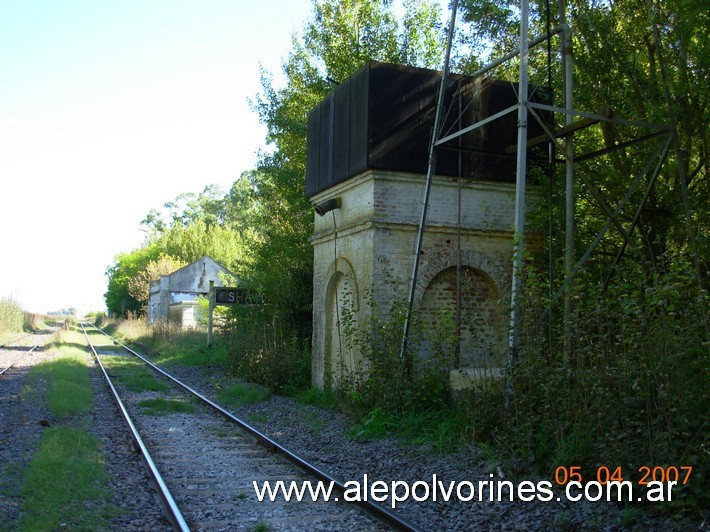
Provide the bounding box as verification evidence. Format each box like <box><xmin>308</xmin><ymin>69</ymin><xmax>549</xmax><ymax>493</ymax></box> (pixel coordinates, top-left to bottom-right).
<box><xmin>1</xmin><ymin>331</ymin><xmax>698</xmax><ymax>530</ymax></box>
<box><xmin>163</xmin><ymin>364</ymin><xmax>696</xmax><ymax>531</ymax></box>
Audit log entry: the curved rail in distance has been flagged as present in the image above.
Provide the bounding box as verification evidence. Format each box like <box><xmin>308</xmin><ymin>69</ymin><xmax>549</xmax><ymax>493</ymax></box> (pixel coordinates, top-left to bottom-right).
<box><xmin>0</xmin><ymin>345</ymin><xmax>39</xmax><ymax>376</ymax></box>
<box><xmin>0</xmin><ymin>333</ymin><xmax>32</xmax><ymax>349</ymax></box>
<box><xmin>80</xmin><ymin>324</ymin><xmax>190</xmax><ymax>532</ymax></box>
<box><xmin>85</xmin><ymin>322</ymin><xmax>419</xmax><ymax>532</ymax></box>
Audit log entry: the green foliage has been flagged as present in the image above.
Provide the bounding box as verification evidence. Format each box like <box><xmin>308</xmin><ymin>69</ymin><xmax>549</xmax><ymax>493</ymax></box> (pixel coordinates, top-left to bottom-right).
<box><xmin>448</xmin><ymin>4</ymin><xmax>708</xmax><ymax>520</ymax></box>
<box><xmin>338</xmin><ymin>299</ymin><xmax>456</xmax><ymax>415</ymax></box>
<box><xmin>245</xmin><ymin>0</ymin><xmax>447</xmax><ymax>344</ymax></box>
<box><xmin>105</xmin><ymin>180</ymin><xmax>264</xmax><ymax>317</ymax></box>
<box><xmin>350</xmin><ymin>406</ymin><xmax>397</xmax><ymax>440</ymax></box>
<box><xmin>494</xmin><ymin>257</ymin><xmax>708</xmax><ymax>517</ymax></box>
<box><xmin>327</xmin><ymin>294</ymin><xmax>470</xmax><ymax>451</ymax></box>
<box><xmin>459</xmin><ymin>0</ymin><xmax>709</xmax><ymax>271</ymax></box>
<box><xmin>350</xmin><ymin>406</ymin><xmax>469</xmax><ymax>452</ymax></box>
<box><xmin>293</xmin><ymin>386</ymin><xmax>339</xmax><ymax>409</ymax></box>
<box><xmin>140</xmin><ymin>181</ymin><xmax>263</xmax><ymax>278</ymax></box>
<box><xmin>92</xmin><ymin>311</ymin><xmax>107</xmax><ymax>327</ymax></box>
<box><xmin>104</xmin><ymin>245</ymin><xmax>161</xmax><ymax>316</ymax></box>
<box><xmin>127</xmin><ymin>253</ymin><xmax>186</xmax><ymax>308</ymax></box>
<box><xmin>223</xmin><ymin>305</ymin><xmax>311</xmax><ymax>392</ymax></box>
<box><xmin>217</xmin><ymin>382</ymin><xmax>271</xmax><ymax>408</ymax></box>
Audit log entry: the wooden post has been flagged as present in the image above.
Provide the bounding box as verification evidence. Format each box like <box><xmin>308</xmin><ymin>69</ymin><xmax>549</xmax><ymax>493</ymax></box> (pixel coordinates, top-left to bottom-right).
<box><xmin>207</xmin><ymin>280</ymin><xmax>214</xmax><ymax>348</ymax></box>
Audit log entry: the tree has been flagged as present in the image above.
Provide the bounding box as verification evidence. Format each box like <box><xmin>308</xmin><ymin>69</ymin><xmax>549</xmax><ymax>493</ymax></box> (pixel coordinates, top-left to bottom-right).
<box><xmin>104</xmin><ymin>245</ymin><xmax>161</xmax><ymax>316</ymax></box>
<box><xmin>453</xmin><ymin>2</ymin><xmax>708</xmax><ymax>510</ymax></box>
<box><xmin>248</xmin><ymin>0</ymin><xmax>445</xmax><ymax>332</ymax></box>
<box><xmin>127</xmin><ymin>254</ymin><xmax>186</xmax><ymax>311</ymax></box>
<box><xmin>456</xmin><ymin>0</ymin><xmax>708</xmax><ymax>277</ymax></box>
<box><xmin>107</xmin><ymin>180</ymin><xmax>261</xmax><ymax>316</ymax></box>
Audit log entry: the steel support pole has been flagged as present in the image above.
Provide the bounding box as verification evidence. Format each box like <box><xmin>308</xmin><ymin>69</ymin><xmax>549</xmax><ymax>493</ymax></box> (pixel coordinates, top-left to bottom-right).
<box><xmin>506</xmin><ymin>0</ymin><xmax>530</xmax><ymax>405</ymax></box>
<box><xmin>560</xmin><ymin>0</ymin><xmax>575</xmax><ymax>362</ymax></box>
<box><xmin>400</xmin><ymin>0</ymin><xmax>458</xmax><ymax>366</ymax></box>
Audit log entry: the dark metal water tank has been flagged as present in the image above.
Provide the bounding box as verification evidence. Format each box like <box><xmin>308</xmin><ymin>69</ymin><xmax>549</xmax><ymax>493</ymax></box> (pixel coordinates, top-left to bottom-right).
<box><xmin>305</xmin><ymin>61</ymin><xmax>549</xmax><ymax>197</ymax></box>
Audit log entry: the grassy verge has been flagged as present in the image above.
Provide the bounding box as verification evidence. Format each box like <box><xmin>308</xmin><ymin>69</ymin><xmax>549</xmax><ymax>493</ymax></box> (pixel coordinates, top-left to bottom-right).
<box><xmin>19</xmin><ymin>427</ymin><xmax>113</xmax><ymax>530</ymax></box>
<box><xmin>100</xmin><ymin>317</ymin><xmax>229</xmax><ymax>369</ymax></box>
<box><xmin>18</xmin><ymin>326</ymin><xmax>116</xmax><ymax>529</ymax></box>
<box><xmin>216</xmin><ymin>382</ymin><xmax>271</xmax><ymax>408</ymax></box>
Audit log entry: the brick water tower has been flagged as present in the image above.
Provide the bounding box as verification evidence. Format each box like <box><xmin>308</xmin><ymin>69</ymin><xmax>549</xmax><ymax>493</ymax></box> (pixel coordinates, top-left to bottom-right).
<box><xmin>308</xmin><ymin>62</ymin><xmax>544</xmax><ymax>390</ymax></box>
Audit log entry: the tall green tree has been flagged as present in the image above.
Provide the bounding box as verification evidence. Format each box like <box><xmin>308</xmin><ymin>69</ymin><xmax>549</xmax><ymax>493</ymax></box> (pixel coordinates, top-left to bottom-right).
<box><xmin>248</xmin><ymin>0</ymin><xmax>445</xmax><ymax>332</ymax></box>
<box><xmin>105</xmin><ymin>179</ymin><xmax>262</xmax><ymax>315</ymax></box>
<box><xmin>457</xmin><ymin>0</ymin><xmax>708</xmax><ymax>276</ymax></box>
<box><xmin>139</xmin><ymin>182</ymin><xmax>260</xmax><ymax>277</ymax></box>
<box><xmin>104</xmin><ymin>245</ymin><xmax>161</xmax><ymax>316</ymax></box>
<box><xmin>127</xmin><ymin>254</ymin><xmax>187</xmax><ymax>309</ymax></box>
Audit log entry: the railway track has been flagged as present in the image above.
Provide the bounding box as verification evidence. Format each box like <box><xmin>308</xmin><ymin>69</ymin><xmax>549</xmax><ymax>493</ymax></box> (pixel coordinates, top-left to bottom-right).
<box><xmin>0</xmin><ymin>344</ymin><xmax>40</xmax><ymax>376</ymax></box>
<box><xmin>82</xmin><ymin>323</ymin><xmax>418</xmax><ymax>531</ymax></box>
<box><xmin>0</xmin><ymin>331</ymin><xmax>46</xmax><ymax>376</ymax></box>
<box><xmin>0</xmin><ymin>332</ymin><xmax>31</xmax><ymax>349</ymax></box>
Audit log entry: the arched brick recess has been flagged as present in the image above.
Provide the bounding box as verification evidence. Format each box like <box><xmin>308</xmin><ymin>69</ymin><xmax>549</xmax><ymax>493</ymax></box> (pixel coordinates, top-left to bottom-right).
<box><xmin>323</xmin><ymin>257</ymin><xmax>360</xmax><ymax>386</ymax></box>
<box><xmin>323</xmin><ymin>257</ymin><xmax>360</xmax><ymax>312</ymax></box>
<box><xmin>418</xmin><ymin>265</ymin><xmax>507</xmax><ymax>369</ymax></box>
<box><xmin>415</xmin><ymin>249</ymin><xmax>508</xmax><ymax>303</ymax></box>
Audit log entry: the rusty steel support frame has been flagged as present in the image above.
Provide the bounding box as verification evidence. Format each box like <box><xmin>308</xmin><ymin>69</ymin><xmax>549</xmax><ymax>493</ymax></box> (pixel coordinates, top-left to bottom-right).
<box><xmin>560</xmin><ymin>0</ymin><xmax>575</xmax><ymax>362</ymax></box>
<box><xmin>399</xmin><ymin>0</ymin><xmax>459</xmax><ymax>367</ymax></box>
<box><xmin>506</xmin><ymin>0</ymin><xmax>531</xmax><ymax>402</ymax></box>
<box><xmin>400</xmin><ymin>0</ymin><xmax>674</xmax><ymax>398</ymax></box>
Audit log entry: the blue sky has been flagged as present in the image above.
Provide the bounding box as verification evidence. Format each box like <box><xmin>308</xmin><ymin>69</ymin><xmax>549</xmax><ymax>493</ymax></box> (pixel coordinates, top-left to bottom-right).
<box><xmin>0</xmin><ymin>0</ymin><xmax>315</xmax><ymax>314</ymax></box>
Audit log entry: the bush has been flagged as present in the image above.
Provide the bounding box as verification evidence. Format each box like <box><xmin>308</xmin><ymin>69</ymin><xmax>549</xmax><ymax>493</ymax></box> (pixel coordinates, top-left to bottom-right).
<box><xmin>493</xmin><ymin>256</ymin><xmax>709</xmax><ymax>517</ymax></box>
<box><xmin>335</xmin><ymin>299</ymin><xmax>456</xmax><ymax>416</ymax></box>
<box><xmin>222</xmin><ymin>305</ymin><xmax>310</xmax><ymax>392</ymax></box>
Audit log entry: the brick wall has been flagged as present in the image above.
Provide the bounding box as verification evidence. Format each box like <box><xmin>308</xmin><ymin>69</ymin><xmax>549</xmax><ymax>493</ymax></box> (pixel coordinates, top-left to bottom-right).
<box><xmin>311</xmin><ymin>169</ymin><xmax>537</xmax><ymax>389</ymax></box>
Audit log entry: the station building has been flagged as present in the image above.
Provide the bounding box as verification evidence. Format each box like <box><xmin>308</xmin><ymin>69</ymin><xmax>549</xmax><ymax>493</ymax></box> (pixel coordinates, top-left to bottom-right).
<box><xmin>147</xmin><ymin>256</ymin><xmax>234</xmax><ymax>329</ymax></box>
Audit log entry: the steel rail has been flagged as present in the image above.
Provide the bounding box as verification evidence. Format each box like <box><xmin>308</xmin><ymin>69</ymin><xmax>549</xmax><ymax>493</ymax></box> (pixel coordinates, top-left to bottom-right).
<box><xmin>0</xmin><ymin>333</ymin><xmax>31</xmax><ymax>349</ymax></box>
<box><xmin>85</xmin><ymin>322</ymin><xmax>420</xmax><ymax>532</ymax></box>
<box><xmin>80</xmin><ymin>324</ymin><xmax>190</xmax><ymax>532</ymax></box>
<box><xmin>0</xmin><ymin>345</ymin><xmax>39</xmax><ymax>376</ymax></box>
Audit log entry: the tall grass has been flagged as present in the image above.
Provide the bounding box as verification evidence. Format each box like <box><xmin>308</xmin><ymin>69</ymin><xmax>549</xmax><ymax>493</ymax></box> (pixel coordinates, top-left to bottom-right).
<box><xmin>0</xmin><ymin>297</ymin><xmax>24</xmax><ymax>337</ymax></box>
<box><xmin>97</xmin><ymin>315</ymin><xmax>229</xmax><ymax>368</ymax></box>
<box><xmin>222</xmin><ymin>305</ymin><xmax>310</xmax><ymax>392</ymax></box>
<box><xmin>0</xmin><ymin>298</ymin><xmax>48</xmax><ymax>341</ymax></box>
